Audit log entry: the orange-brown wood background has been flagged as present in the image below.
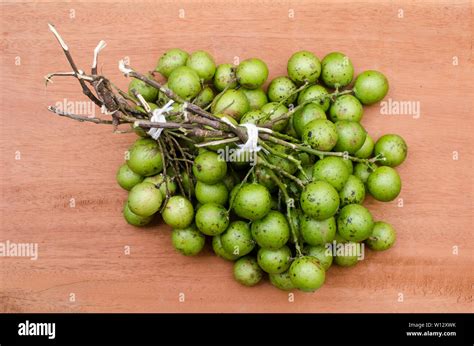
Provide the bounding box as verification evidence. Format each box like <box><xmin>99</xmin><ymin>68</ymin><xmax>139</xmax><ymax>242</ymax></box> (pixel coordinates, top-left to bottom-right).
<box><xmin>0</xmin><ymin>0</ymin><xmax>472</xmax><ymax>312</ymax></box>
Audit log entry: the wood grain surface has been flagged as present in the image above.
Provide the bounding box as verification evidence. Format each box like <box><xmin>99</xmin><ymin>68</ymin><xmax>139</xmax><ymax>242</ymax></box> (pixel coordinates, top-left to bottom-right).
<box><xmin>0</xmin><ymin>0</ymin><xmax>472</xmax><ymax>313</ymax></box>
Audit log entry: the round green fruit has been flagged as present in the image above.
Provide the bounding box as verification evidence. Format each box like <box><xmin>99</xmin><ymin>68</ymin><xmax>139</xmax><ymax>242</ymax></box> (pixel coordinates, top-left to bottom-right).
<box><xmin>123</xmin><ymin>203</ymin><xmax>153</xmax><ymax>227</ymax></box>
<box><xmin>302</xmin><ymin>119</ymin><xmax>338</xmax><ymax>151</ymax></box>
<box><xmin>195</xmin><ymin>181</ymin><xmax>228</xmax><ymax>205</ymax></box>
<box><xmin>221</xmin><ymin>221</ymin><xmax>255</xmax><ymax>257</ymax></box>
<box><xmin>329</xmin><ymin>94</ymin><xmax>363</xmax><ymax>122</ymax></box>
<box><xmin>292</xmin><ymin>103</ymin><xmax>327</xmax><ymax>138</ymax></box>
<box><xmin>337</xmin><ymin>204</ymin><xmax>374</xmax><ymax>242</ymax></box>
<box><xmin>289</xmin><ymin>256</ymin><xmax>325</xmax><ymax>292</ymax></box>
<box><xmin>155</xmin><ymin>48</ymin><xmax>189</xmax><ymax>78</ymax></box>
<box><xmin>300</xmin><ymin>181</ymin><xmax>340</xmax><ymax>220</ymax></box>
<box><xmin>167</xmin><ymin>66</ymin><xmax>202</xmax><ymax>101</ymax></box>
<box><xmin>353</xmin><ymin>70</ymin><xmax>389</xmax><ymax>105</ymax></box>
<box><xmin>233</xmin><ymin>256</ymin><xmax>263</xmax><ymax>287</ymax></box>
<box><xmin>304</xmin><ymin>245</ymin><xmax>333</xmax><ymax>271</ymax></box>
<box><xmin>251</xmin><ymin>211</ymin><xmax>290</xmax><ymax>249</ymax></box>
<box><xmin>233</xmin><ymin>183</ymin><xmax>272</xmax><ymax>221</ymax></box>
<box><xmin>339</xmin><ymin>175</ymin><xmax>366</xmax><ymax>206</ymax></box>
<box><xmin>195</xmin><ymin>203</ymin><xmax>229</xmax><ymax>236</ymax></box>
<box><xmin>212</xmin><ymin>235</ymin><xmax>239</xmax><ymax>261</ymax></box>
<box><xmin>236</xmin><ymin>58</ymin><xmax>269</xmax><ymax>89</ymax></box>
<box><xmin>192</xmin><ymin>151</ymin><xmax>228</xmax><ymax>184</ymax></box>
<box><xmin>354</xmin><ymin>134</ymin><xmax>375</xmax><ymax>159</ymax></box>
<box><xmin>269</xmin><ymin>271</ymin><xmax>295</xmax><ymax>291</ymax></box>
<box><xmin>128</xmin><ymin>77</ymin><xmax>158</xmax><ymax>102</ymax></box>
<box><xmin>127</xmin><ymin>182</ymin><xmax>163</xmax><ymax>217</ymax></box>
<box><xmin>333</xmin><ymin>120</ymin><xmax>367</xmax><ymax>154</ymax></box>
<box><xmin>366</xmin><ymin>221</ymin><xmax>396</xmax><ymax>251</ymax></box>
<box><xmin>312</xmin><ymin>156</ymin><xmax>350</xmax><ymax>191</ymax></box>
<box><xmin>297</xmin><ymin>85</ymin><xmax>330</xmax><ymax>111</ymax></box>
<box><xmin>287</xmin><ymin>50</ymin><xmax>321</xmax><ymax>85</ymax></box>
<box><xmin>300</xmin><ymin>215</ymin><xmax>336</xmax><ymax>246</ymax></box>
<box><xmin>116</xmin><ymin>163</ymin><xmax>144</xmax><ymax>191</ymax></box>
<box><xmin>211</xmin><ymin>89</ymin><xmax>250</xmax><ymax>121</ymax></box>
<box><xmin>241</xmin><ymin>88</ymin><xmax>268</xmax><ymax>110</ymax></box>
<box><xmin>186</xmin><ymin>50</ymin><xmax>216</xmax><ymax>82</ymax></box>
<box><xmin>267</xmin><ymin>76</ymin><xmax>298</xmax><ymax>106</ymax></box>
<box><xmin>257</xmin><ymin>245</ymin><xmax>292</xmax><ymax>274</ymax></box>
<box><xmin>320</xmin><ymin>52</ymin><xmax>354</xmax><ymax>88</ymax></box>
<box><xmin>171</xmin><ymin>224</ymin><xmax>205</xmax><ymax>256</ymax></box>
<box><xmin>374</xmin><ymin>134</ymin><xmax>408</xmax><ymax>167</ymax></box>
<box><xmin>213</xmin><ymin>63</ymin><xmax>238</xmax><ymax>91</ymax></box>
<box><xmin>353</xmin><ymin>163</ymin><xmax>373</xmax><ymax>184</ymax></box>
<box><xmin>161</xmin><ymin>195</ymin><xmax>194</xmax><ymax>229</ymax></box>
<box><xmin>260</xmin><ymin>102</ymin><xmax>289</xmax><ymax>132</ymax></box>
<box><xmin>367</xmin><ymin>166</ymin><xmax>401</xmax><ymax>202</ymax></box>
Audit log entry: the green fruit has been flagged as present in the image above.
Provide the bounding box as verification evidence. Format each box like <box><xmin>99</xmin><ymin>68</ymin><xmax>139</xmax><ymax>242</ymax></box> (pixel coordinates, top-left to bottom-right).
<box><xmin>342</xmin><ymin>158</ymin><xmax>354</xmax><ymax>175</ymax></box>
<box><xmin>193</xmin><ymin>86</ymin><xmax>215</xmax><ymax>108</ymax></box>
<box><xmin>289</xmin><ymin>256</ymin><xmax>325</xmax><ymax>292</ymax></box>
<box><xmin>211</xmin><ymin>89</ymin><xmax>250</xmax><ymax>121</ymax></box>
<box><xmin>287</xmin><ymin>50</ymin><xmax>321</xmax><ymax>85</ymax></box>
<box><xmin>260</xmin><ymin>102</ymin><xmax>289</xmax><ymax>132</ymax></box>
<box><xmin>221</xmin><ymin>221</ymin><xmax>255</xmax><ymax>257</ymax></box>
<box><xmin>127</xmin><ymin>182</ymin><xmax>163</xmax><ymax>217</ymax></box>
<box><xmin>241</xmin><ymin>88</ymin><xmax>268</xmax><ymax>110</ymax></box>
<box><xmin>162</xmin><ymin>195</ymin><xmax>194</xmax><ymax>228</ymax></box>
<box><xmin>320</xmin><ymin>52</ymin><xmax>354</xmax><ymax>88</ymax></box>
<box><xmin>366</xmin><ymin>221</ymin><xmax>396</xmax><ymax>251</ymax></box>
<box><xmin>213</xmin><ymin>63</ymin><xmax>237</xmax><ymax>91</ymax></box>
<box><xmin>257</xmin><ymin>245</ymin><xmax>292</xmax><ymax>274</ymax></box>
<box><xmin>251</xmin><ymin>211</ymin><xmax>290</xmax><ymax>249</ymax></box>
<box><xmin>128</xmin><ymin>77</ymin><xmax>158</xmax><ymax>102</ymax></box>
<box><xmin>155</xmin><ymin>48</ymin><xmax>189</xmax><ymax>78</ymax></box>
<box><xmin>193</xmin><ymin>151</ymin><xmax>228</xmax><ymax>184</ymax></box>
<box><xmin>267</xmin><ymin>144</ymin><xmax>297</xmax><ymax>174</ymax></box>
<box><xmin>353</xmin><ymin>163</ymin><xmax>373</xmax><ymax>184</ymax></box>
<box><xmin>312</xmin><ymin>156</ymin><xmax>350</xmax><ymax>191</ymax></box>
<box><xmin>337</xmin><ymin>204</ymin><xmax>374</xmax><ymax>242</ymax></box>
<box><xmin>297</xmin><ymin>165</ymin><xmax>314</xmax><ymax>184</ymax></box>
<box><xmin>353</xmin><ymin>70</ymin><xmax>389</xmax><ymax>105</ymax></box>
<box><xmin>354</xmin><ymin>134</ymin><xmax>375</xmax><ymax>159</ymax></box>
<box><xmin>123</xmin><ymin>203</ymin><xmax>153</xmax><ymax>227</ymax></box>
<box><xmin>367</xmin><ymin>166</ymin><xmax>401</xmax><ymax>202</ymax></box>
<box><xmin>233</xmin><ymin>256</ymin><xmax>263</xmax><ymax>286</ymax></box>
<box><xmin>144</xmin><ymin>174</ymin><xmax>177</xmax><ymax>196</ymax></box>
<box><xmin>300</xmin><ymin>181</ymin><xmax>340</xmax><ymax>220</ymax></box>
<box><xmin>292</xmin><ymin>103</ymin><xmax>327</xmax><ymax>138</ymax></box>
<box><xmin>236</xmin><ymin>58</ymin><xmax>268</xmax><ymax>89</ymax></box>
<box><xmin>300</xmin><ymin>215</ymin><xmax>336</xmax><ymax>246</ymax></box>
<box><xmin>186</xmin><ymin>50</ymin><xmax>216</xmax><ymax>82</ymax></box>
<box><xmin>195</xmin><ymin>181</ymin><xmax>228</xmax><ymax>205</ymax></box>
<box><xmin>156</xmin><ymin>83</ymin><xmax>170</xmax><ymax>106</ymax></box>
<box><xmin>171</xmin><ymin>224</ymin><xmax>205</xmax><ymax>256</ymax></box>
<box><xmin>339</xmin><ymin>175</ymin><xmax>366</xmax><ymax>207</ymax></box>
<box><xmin>195</xmin><ymin>203</ymin><xmax>229</xmax><ymax>236</ymax></box>
<box><xmin>269</xmin><ymin>271</ymin><xmax>295</xmax><ymax>291</ymax></box>
<box><xmin>255</xmin><ymin>165</ymin><xmax>277</xmax><ymax>192</ymax></box>
<box><xmin>233</xmin><ymin>183</ymin><xmax>272</xmax><ymax>221</ymax></box>
<box><xmin>127</xmin><ymin>138</ymin><xmax>163</xmax><ymax>177</ymax></box>
<box><xmin>267</xmin><ymin>76</ymin><xmax>297</xmax><ymax>106</ymax></box>
<box><xmin>298</xmin><ymin>85</ymin><xmax>330</xmax><ymax>111</ymax></box>
<box><xmin>304</xmin><ymin>245</ymin><xmax>333</xmax><ymax>271</ymax></box>
<box><xmin>212</xmin><ymin>235</ymin><xmax>239</xmax><ymax>261</ymax></box>
<box><xmin>333</xmin><ymin>234</ymin><xmax>360</xmax><ymax>267</ymax></box>
<box><xmin>181</xmin><ymin>171</ymin><xmax>195</xmax><ymax>197</ymax></box>
<box><xmin>374</xmin><ymin>134</ymin><xmax>408</xmax><ymax>167</ymax></box>
<box><xmin>117</xmin><ymin>163</ymin><xmax>144</xmax><ymax>191</ymax></box>
<box><xmin>302</xmin><ymin>119</ymin><xmax>338</xmax><ymax>151</ymax></box>
<box><xmin>168</xmin><ymin>66</ymin><xmax>201</xmax><ymax>101</ymax></box>
<box><xmin>240</xmin><ymin>110</ymin><xmax>266</xmax><ymax>125</ymax></box>
<box><xmin>333</xmin><ymin>120</ymin><xmax>367</xmax><ymax>154</ymax></box>
<box><xmin>329</xmin><ymin>94</ymin><xmax>363</xmax><ymax>122</ymax></box>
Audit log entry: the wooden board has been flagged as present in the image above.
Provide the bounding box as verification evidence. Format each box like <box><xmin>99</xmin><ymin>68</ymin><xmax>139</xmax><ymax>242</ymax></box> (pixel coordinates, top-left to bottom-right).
<box><xmin>0</xmin><ymin>0</ymin><xmax>472</xmax><ymax>313</ymax></box>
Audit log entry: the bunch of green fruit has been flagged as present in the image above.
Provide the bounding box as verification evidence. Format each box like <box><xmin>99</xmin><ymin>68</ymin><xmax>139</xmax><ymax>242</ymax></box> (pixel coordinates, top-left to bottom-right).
<box><xmin>46</xmin><ymin>26</ymin><xmax>407</xmax><ymax>293</ymax></box>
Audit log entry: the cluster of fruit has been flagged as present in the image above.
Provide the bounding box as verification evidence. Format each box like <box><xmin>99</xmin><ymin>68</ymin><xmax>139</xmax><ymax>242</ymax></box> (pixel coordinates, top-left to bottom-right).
<box><xmin>111</xmin><ymin>49</ymin><xmax>407</xmax><ymax>292</ymax></box>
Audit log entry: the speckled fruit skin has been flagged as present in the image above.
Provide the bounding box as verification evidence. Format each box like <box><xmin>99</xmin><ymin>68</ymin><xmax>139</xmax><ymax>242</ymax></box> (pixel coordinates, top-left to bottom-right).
<box><xmin>193</xmin><ymin>86</ymin><xmax>215</xmax><ymax>108</ymax></box>
<box><xmin>127</xmin><ymin>182</ymin><xmax>163</xmax><ymax>217</ymax></box>
<box><xmin>267</xmin><ymin>144</ymin><xmax>297</xmax><ymax>174</ymax></box>
<box><xmin>213</xmin><ymin>63</ymin><xmax>237</xmax><ymax>91</ymax></box>
<box><xmin>300</xmin><ymin>181</ymin><xmax>340</xmax><ymax>220</ymax></box>
<box><xmin>289</xmin><ymin>256</ymin><xmax>325</xmax><ymax>292</ymax></box>
<box><xmin>255</xmin><ymin>166</ymin><xmax>277</xmax><ymax>192</ymax></box>
<box><xmin>212</xmin><ymin>235</ymin><xmax>239</xmax><ymax>261</ymax></box>
<box><xmin>155</xmin><ymin>48</ymin><xmax>189</xmax><ymax>78</ymax></box>
<box><xmin>241</xmin><ymin>88</ymin><xmax>268</xmax><ymax>110</ymax></box>
<box><xmin>186</xmin><ymin>50</ymin><xmax>216</xmax><ymax>82</ymax></box>
<box><xmin>337</xmin><ymin>204</ymin><xmax>374</xmax><ymax>242</ymax></box>
<box><xmin>297</xmin><ymin>85</ymin><xmax>330</xmax><ymax>111</ymax></box>
<box><xmin>304</xmin><ymin>245</ymin><xmax>333</xmax><ymax>271</ymax></box>
<box><xmin>257</xmin><ymin>245</ymin><xmax>292</xmax><ymax>274</ymax></box>
<box><xmin>333</xmin><ymin>120</ymin><xmax>367</xmax><ymax>154</ymax></box>
<box><xmin>171</xmin><ymin>224</ymin><xmax>205</xmax><ymax>256</ymax></box>
<box><xmin>127</xmin><ymin>139</ymin><xmax>164</xmax><ymax>177</ymax></box>
<box><xmin>267</xmin><ymin>76</ymin><xmax>298</xmax><ymax>106</ymax></box>
<box><xmin>353</xmin><ymin>70</ymin><xmax>389</xmax><ymax>105</ymax></box>
<box><xmin>367</xmin><ymin>166</ymin><xmax>401</xmax><ymax>202</ymax></box>
<box><xmin>195</xmin><ymin>203</ymin><xmax>229</xmax><ymax>236</ymax></box>
<box><xmin>162</xmin><ymin>195</ymin><xmax>194</xmax><ymax>229</ymax></box>
<box><xmin>312</xmin><ymin>156</ymin><xmax>350</xmax><ymax>191</ymax></box>
<box><xmin>354</xmin><ymin>135</ymin><xmax>375</xmax><ymax>159</ymax></box>
<box><xmin>320</xmin><ymin>52</ymin><xmax>354</xmax><ymax>88</ymax></box>
<box><xmin>251</xmin><ymin>211</ymin><xmax>290</xmax><ymax>249</ymax></box>
<box><xmin>192</xmin><ymin>151</ymin><xmax>228</xmax><ymax>184</ymax></box>
<box><xmin>240</xmin><ymin>110</ymin><xmax>266</xmax><ymax>125</ymax></box>
<box><xmin>333</xmin><ymin>234</ymin><xmax>360</xmax><ymax>267</ymax></box>
<box><xmin>143</xmin><ymin>174</ymin><xmax>177</xmax><ymax>197</ymax></box>
<box><xmin>366</xmin><ymin>221</ymin><xmax>396</xmax><ymax>251</ymax></box>
<box><xmin>195</xmin><ymin>181</ymin><xmax>228</xmax><ymax>205</ymax></box>
<box><xmin>260</xmin><ymin>102</ymin><xmax>289</xmax><ymax>132</ymax></box>
<box><xmin>269</xmin><ymin>271</ymin><xmax>295</xmax><ymax>291</ymax></box>
<box><xmin>211</xmin><ymin>89</ymin><xmax>250</xmax><ymax>121</ymax></box>
<box><xmin>128</xmin><ymin>77</ymin><xmax>159</xmax><ymax>102</ymax></box>
<box><xmin>236</xmin><ymin>58</ymin><xmax>269</xmax><ymax>89</ymax></box>
<box><xmin>300</xmin><ymin>215</ymin><xmax>336</xmax><ymax>246</ymax></box>
<box><xmin>221</xmin><ymin>221</ymin><xmax>255</xmax><ymax>257</ymax></box>
<box><xmin>353</xmin><ymin>163</ymin><xmax>373</xmax><ymax>184</ymax></box>
<box><xmin>302</xmin><ymin>119</ymin><xmax>338</xmax><ymax>151</ymax></box>
<box><xmin>287</xmin><ymin>50</ymin><xmax>321</xmax><ymax>85</ymax></box>
<box><xmin>116</xmin><ymin>163</ymin><xmax>144</xmax><ymax>191</ymax></box>
<box><xmin>293</xmin><ymin>104</ymin><xmax>327</xmax><ymax>138</ymax></box>
<box><xmin>233</xmin><ymin>183</ymin><xmax>272</xmax><ymax>221</ymax></box>
<box><xmin>329</xmin><ymin>94</ymin><xmax>363</xmax><ymax>122</ymax></box>
<box><xmin>123</xmin><ymin>203</ymin><xmax>153</xmax><ymax>227</ymax></box>
<box><xmin>339</xmin><ymin>175</ymin><xmax>366</xmax><ymax>207</ymax></box>
<box><xmin>374</xmin><ymin>134</ymin><xmax>408</xmax><ymax>167</ymax></box>
<box><xmin>233</xmin><ymin>256</ymin><xmax>263</xmax><ymax>286</ymax></box>
<box><xmin>167</xmin><ymin>66</ymin><xmax>202</xmax><ymax>101</ymax></box>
